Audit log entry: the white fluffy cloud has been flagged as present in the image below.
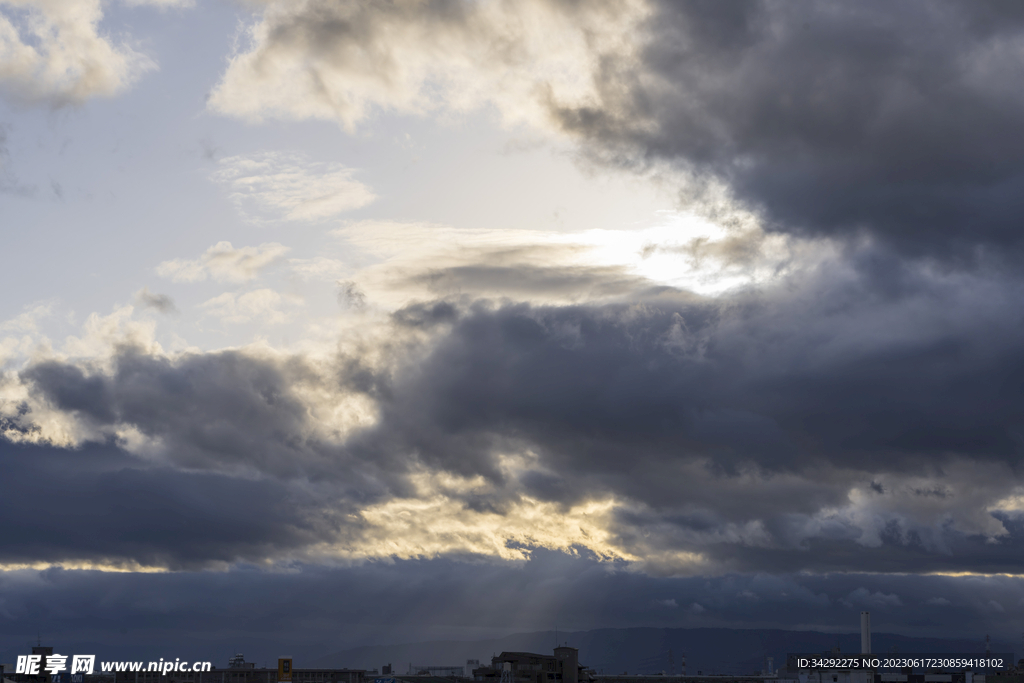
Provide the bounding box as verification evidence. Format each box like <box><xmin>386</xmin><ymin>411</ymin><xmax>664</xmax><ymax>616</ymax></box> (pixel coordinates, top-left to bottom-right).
<box><xmin>156</xmin><ymin>241</ymin><xmax>289</xmax><ymax>283</ymax></box>
<box><xmin>211</xmin><ymin>152</ymin><xmax>376</xmax><ymax>222</ymax></box>
<box><xmin>207</xmin><ymin>0</ymin><xmax>648</xmax><ymax>131</ymax></box>
<box><xmin>199</xmin><ymin>289</ymin><xmax>300</xmax><ymax>325</ymax></box>
<box><xmin>0</xmin><ymin>0</ymin><xmax>156</xmax><ymax>104</ymax></box>
<box><xmin>288</xmin><ymin>257</ymin><xmax>349</xmax><ymax>281</ymax></box>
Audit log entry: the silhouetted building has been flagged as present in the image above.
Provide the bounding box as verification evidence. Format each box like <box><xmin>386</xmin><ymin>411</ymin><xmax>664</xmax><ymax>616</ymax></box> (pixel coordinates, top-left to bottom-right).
<box><xmin>408</xmin><ymin>668</ymin><xmax>464</xmax><ymax>677</ymax></box>
<box><xmin>473</xmin><ymin>647</ymin><xmax>588</xmax><ymax>683</ymax></box>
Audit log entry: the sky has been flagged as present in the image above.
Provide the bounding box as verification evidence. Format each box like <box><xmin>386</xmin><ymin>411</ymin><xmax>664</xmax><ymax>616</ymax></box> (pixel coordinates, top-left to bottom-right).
<box><xmin>3</xmin><ymin>0</ymin><xmax>1024</xmax><ymax>665</ymax></box>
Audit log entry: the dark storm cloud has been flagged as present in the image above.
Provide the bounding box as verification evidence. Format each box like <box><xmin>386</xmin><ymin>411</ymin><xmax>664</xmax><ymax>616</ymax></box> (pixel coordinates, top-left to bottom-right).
<box><xmin>0</xmin><ymin>440</ymin><xmax>340</xmax><ymax>570</ymax></box>
<box><xmin>370</xmin><ymin>268</ymin><xmax>1024</xmax><ymax>480</ymax></box>
<box><xmin>10</xmin><ymin>245</ymin><xmax>1024</xmax><ymax>573</ymax></box>
<box><xmin>689</xmin><ymin>513</ymin><xmax>1024</xmax><ymax>576</ymax></box>
<box><xmin>550</xmin><ymin>0</ymin><xmax>1024</xmax><ymax>254</ymax></box>
<box><xmin>322</xmin><ymin>250</ymin><xmax>1024</xmax><ymax>573</ymax></box>
<box><xmin>17</xmin><ymin>348</ymin><xmax>361</xmax><ymax>481</ymax></box>
<box><xmin>0</xmin><ymin>553</ymin><xmax>1022</xmax><ymax>663</ymax></box>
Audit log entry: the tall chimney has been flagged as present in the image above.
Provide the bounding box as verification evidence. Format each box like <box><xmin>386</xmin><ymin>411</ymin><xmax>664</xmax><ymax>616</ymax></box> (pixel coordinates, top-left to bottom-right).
<box><xmin>861</xmin><ymin>612</ymin><xmax>871</xmax><ymax>655</ymax></box>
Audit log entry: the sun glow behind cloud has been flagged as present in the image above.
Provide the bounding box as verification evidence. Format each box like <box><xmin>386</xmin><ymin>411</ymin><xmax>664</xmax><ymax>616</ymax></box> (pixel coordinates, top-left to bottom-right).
<box><xmin>554</xmin><ymin>214</ymin><xmax>803</xmax><ymax>296</ymax></box>
<box><xmin>331</xmin><ymin>211</ymin><xmax>809</xmax><ymax>309</ymax></box>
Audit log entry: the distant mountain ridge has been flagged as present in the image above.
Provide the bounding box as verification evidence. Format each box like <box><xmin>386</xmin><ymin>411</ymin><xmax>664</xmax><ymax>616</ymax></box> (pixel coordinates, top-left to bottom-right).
<box><xmin>312</xmin><ymin>628</ymin><xmax>1015</xmax><ymax>676</ymax></box>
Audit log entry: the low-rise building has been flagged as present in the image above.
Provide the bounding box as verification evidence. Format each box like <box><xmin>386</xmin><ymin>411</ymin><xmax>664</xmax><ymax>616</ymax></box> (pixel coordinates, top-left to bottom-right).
<box><xmin>473</xmin><ymin>647</ymin><xmax>584</xmax><ymax>683</ymax></box>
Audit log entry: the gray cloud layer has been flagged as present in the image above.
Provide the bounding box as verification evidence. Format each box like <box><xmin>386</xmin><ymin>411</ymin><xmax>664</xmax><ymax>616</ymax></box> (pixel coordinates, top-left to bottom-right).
<box><xmin>0</xmin><ymin>442</ymin><xmax>324</xmax><ymax>570</ymax></box>
<box><xmin>558</xmin><ymin>0</ymin><xmax>1024</xmax><ymax>255</ymax></box>
<box><xmin>6</xmin><ymin>243</ymin><xmax>1024</xmax><ymax>576</ymax></box>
